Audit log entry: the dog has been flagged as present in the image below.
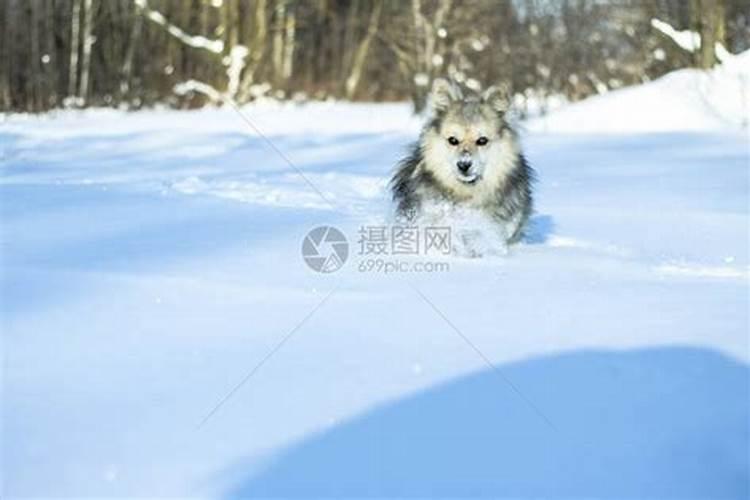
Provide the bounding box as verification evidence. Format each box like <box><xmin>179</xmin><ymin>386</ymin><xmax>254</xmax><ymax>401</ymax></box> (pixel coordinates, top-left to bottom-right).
<box><xmin>391</xmin><ymin>78</ymin><xmax>534</xmax><ymax>250</ymax></box>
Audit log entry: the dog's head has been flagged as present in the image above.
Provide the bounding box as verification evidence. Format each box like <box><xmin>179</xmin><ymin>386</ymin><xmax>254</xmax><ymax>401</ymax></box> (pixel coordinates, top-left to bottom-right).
<box><xmin>422</xmin><ymin>78</ymin><xmax>517</xmax><ymax>195</ymax></box>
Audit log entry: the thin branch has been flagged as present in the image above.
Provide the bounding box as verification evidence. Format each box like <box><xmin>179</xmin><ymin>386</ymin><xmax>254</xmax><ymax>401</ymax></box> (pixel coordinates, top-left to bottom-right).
<box><xmin>134</xmin><ymin>0</ymin><xmax>223</xmax><ymax>54</ymax></box>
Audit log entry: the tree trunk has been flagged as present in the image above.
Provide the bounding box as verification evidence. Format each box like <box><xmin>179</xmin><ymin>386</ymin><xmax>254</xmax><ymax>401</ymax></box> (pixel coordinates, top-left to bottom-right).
<box><xmin>43</xmin><ymin>0</ymin><xmax>58</xmax><ymax>107</ymax></box>
<box><xmin>237</xmin><ymin>0</ymin><xmax>268</xmax><ymax>102</ymax></box>
<box><xmin>29</xmin><ymin>0</ymin><xmax>42</xmax><ymax>111</ymax></box>
<box><xmin>223</xmin><ymin>0</ymin><xmax>238</xmax><ymax>51</ymax></box>
<box><xmin>68</xmin><ymin>0</ymin><xmax>81</xmax><ymax>98</ymax></box>
<box><xmin>692</xmin><ymin>0</ymin><xmax>726</xmax><ymax>69</ymax></box>
<box><xmin>120</xmin><ymin>2</ymin><xmax>143</xmax><ymax>98</ymax></box>
<box><xmin>281</xmin><ymin>5</ymin><xmax>295</xmax><ymax>82</ymax></box>
<box><xmin>272</xmin><ymin>0</ymin><xmax>286</xmax><ymax>87</ymax></box>
<box><xmin>0</xmin><ymin>0</ymin><xmax>10</xmax><ymax>110</ymax></box>
<box><xmin>78</xmin><ymin>0</ymin><xmax>94</xmax><ymax>102</ymax></box>
<box><xmin>345</xmin><ymin>0</ymin><xmax>383</xmax><ymax>100</ymax></box>
<box><xmin>340</xmin><ymin>0</ymin><xmax>360</xmax><ymax>83</ymax></box>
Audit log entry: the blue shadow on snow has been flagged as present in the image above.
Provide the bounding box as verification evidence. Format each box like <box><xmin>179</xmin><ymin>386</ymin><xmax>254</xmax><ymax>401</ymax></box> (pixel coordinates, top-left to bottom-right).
<box><xmin>224</xmin><ymin>346</ymin><xmax>749</xmax><ymax>498</ymax></box>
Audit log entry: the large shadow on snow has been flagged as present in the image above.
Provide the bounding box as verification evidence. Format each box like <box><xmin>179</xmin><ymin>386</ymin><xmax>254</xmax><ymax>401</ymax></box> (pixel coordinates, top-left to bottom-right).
<box><xmin>224</xmin><ymin>347</ymin><xmax>748</xmax><ymax>498</ymax></box>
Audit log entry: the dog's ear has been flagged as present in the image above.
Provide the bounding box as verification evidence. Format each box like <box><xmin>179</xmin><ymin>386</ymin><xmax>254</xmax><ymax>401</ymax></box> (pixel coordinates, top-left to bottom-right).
<box><xmin>482</xmin><ymin>82</ymin><xmax>511</xmax><ymax>114</ymax></box>
<box><xmin>430</xmin><ymin>78</ymin><xmax>461</xmax><ymax>113</ymax></box>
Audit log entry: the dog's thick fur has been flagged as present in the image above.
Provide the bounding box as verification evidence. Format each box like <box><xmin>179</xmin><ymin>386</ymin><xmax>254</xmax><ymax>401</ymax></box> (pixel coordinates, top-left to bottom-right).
<box><xmin>391</xmin><ymin>79</ymin><xmax>534</xmax><ymax>244</ymax></box>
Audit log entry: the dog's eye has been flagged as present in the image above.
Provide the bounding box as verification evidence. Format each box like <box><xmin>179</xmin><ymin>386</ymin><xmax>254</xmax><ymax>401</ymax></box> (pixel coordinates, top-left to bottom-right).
<box><xmin>476</xmin><ymin>136</ymin><xmax>489</xmax><ymax>146</ymax></box>
<box><xmin>447</xmin><ymin>136</ymin><xmax>459</xmax><ymax>146</ymax></box>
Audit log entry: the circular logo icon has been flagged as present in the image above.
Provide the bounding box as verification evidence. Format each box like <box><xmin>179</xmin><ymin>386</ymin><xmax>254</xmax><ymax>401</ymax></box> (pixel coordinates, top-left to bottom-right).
<box><xmin>301</xmin><ymin>226</ymin><xmax>349</xmax><ymax>273</ymax></box>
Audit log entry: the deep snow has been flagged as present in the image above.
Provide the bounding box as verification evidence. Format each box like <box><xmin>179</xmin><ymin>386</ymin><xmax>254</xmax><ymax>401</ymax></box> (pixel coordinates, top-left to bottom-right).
<box><xmin>2</xmin><ymin>59</ymin><xmax>749</xmax><ymax>498</ymax></box>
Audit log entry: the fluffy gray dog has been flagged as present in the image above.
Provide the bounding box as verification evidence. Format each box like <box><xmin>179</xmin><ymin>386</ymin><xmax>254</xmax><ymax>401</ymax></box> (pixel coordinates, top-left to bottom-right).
<box><xmin>391</xmin><ymin>79</ymin><xmax>534</xmax><ymax>246</ymax></box>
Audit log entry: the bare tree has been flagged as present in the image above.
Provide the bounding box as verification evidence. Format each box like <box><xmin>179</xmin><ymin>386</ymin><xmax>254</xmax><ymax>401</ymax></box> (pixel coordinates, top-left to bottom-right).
<box><xmin>345</xmin><ymin>0</ymin><xmax>383</xmax><ymax>99</ymax></box>
<box><xmin>691</xmin><ymin>0</ymin><xmax>727</xmax><ymax>68</ymax></box>
<box><xmin>120</xmin><ymin>2</ymin><xmax>143</xmax><ymax>98</ymax></box>
<box><xmin>68</xmin><ymin>0</ymin><xmax>81</xmax><ymax>100</ymax></box>
<box><xmin>78</xmin><ymin>0</ymin><xmax>94</xmax><ymax>103</ymax></box>
<box><xmin>237</xmin><ymin>0</ymin><xmax>268</xmax><ymax>102</ymax></box>
<box><xmin>281</xmin><ymin>4</ymin><xmax>296</xmax><ymax>84</ymax></box>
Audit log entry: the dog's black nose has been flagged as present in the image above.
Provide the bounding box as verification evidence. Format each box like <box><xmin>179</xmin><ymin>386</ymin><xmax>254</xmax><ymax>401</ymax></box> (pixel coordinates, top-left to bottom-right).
<box><xmin>457</xmin><ymin>160</ymin><xmax>472</xmax><ymax>173</ymax></box>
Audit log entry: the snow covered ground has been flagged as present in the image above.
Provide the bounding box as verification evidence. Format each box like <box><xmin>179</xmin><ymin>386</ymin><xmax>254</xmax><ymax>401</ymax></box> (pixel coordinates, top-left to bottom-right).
<box><xmin>2</xmin><ymin>59</ymin><xmax>749</xmax><ymax>498</ymax></box>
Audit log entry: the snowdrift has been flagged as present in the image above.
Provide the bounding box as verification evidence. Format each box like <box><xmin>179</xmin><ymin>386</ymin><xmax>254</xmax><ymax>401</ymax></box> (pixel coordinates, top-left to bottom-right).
<box><xmin>529</xmin><ymin>50</ymin><xmax>750</xmax><ymax>134</ymax></box>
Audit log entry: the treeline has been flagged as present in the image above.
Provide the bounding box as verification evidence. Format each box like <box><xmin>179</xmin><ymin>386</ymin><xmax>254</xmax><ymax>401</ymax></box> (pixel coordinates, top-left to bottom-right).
<box><xmin>2</xmin><ymin>0</ymin><xmax>748</xmax><ymax>113</ymax></box>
